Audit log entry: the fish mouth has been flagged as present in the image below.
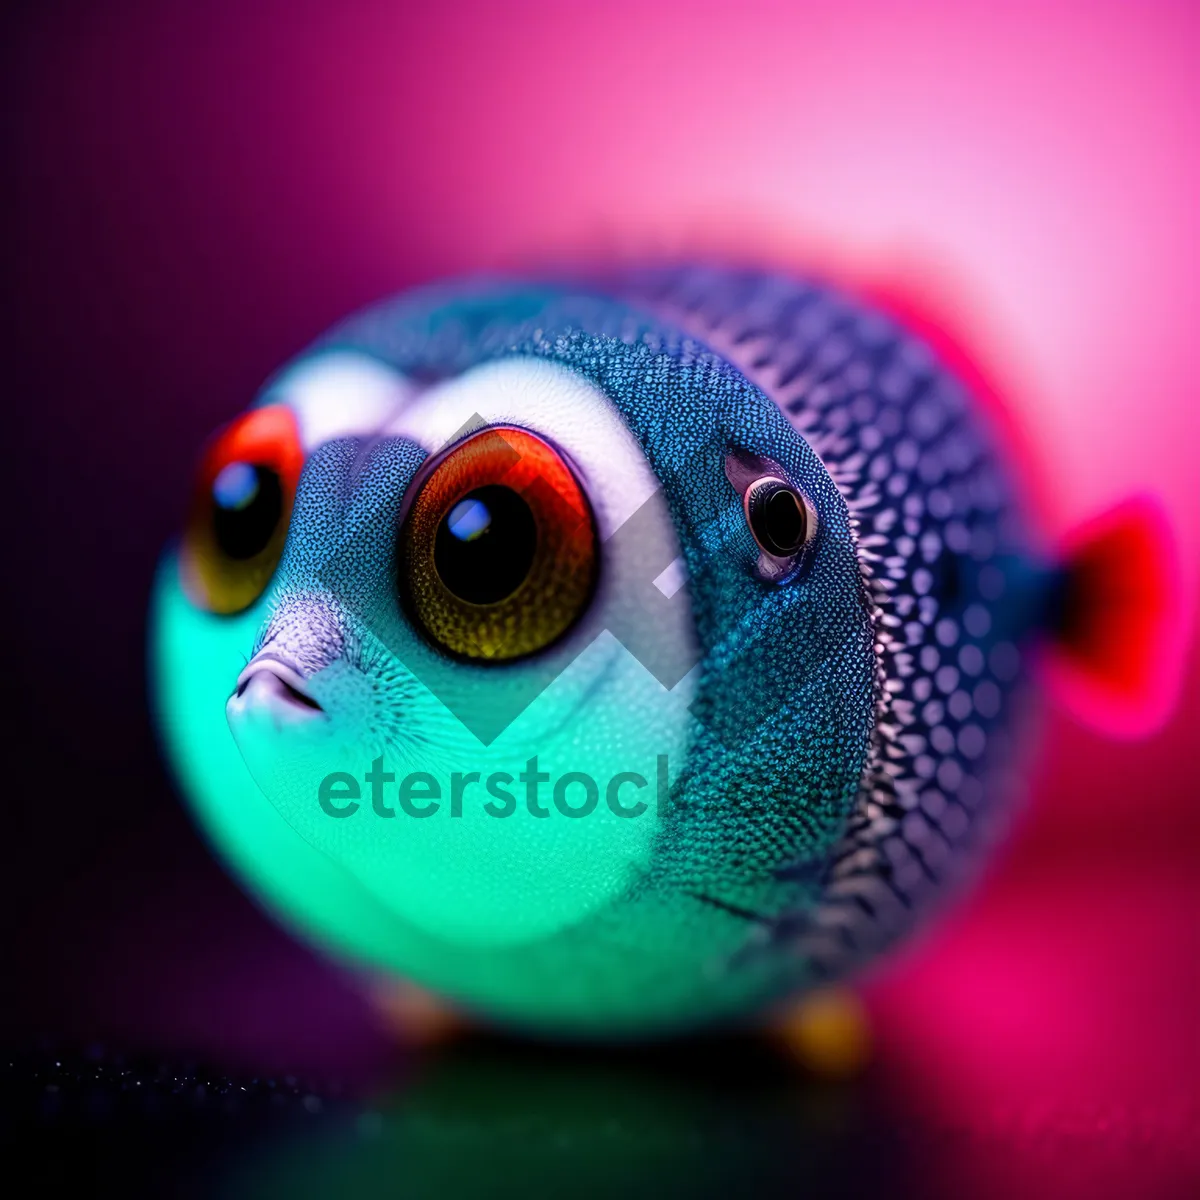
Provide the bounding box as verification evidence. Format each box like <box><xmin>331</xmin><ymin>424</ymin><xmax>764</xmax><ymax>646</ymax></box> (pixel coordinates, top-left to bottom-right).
<box><xmin>229</xmin><ymin>652</ymin><xmax>325</xmax><ymax>722</ymax></box>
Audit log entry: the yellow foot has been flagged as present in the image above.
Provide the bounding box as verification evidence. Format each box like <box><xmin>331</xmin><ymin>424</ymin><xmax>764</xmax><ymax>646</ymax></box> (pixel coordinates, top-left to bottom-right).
<box><xmin>771</xmin><ymin>985</ymin><xmax>872</xmax><ymax>1080</ymax></box>
<box><xmin>371</xmin><ymin>979</ymin><xmax>464</xmax><ymax>1047</ymax></box>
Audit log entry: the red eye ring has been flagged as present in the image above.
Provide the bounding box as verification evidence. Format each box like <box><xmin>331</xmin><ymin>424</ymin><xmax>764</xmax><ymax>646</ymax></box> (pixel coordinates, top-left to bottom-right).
<box><xmin>398</xmin><ymin>425</ymin><xmax>598</xmax><ymax>662</ymax></box>
<box><xmin>181</xmin><ymin>404</ymin><xmax>304</xmax><ymax>614</ymax></box>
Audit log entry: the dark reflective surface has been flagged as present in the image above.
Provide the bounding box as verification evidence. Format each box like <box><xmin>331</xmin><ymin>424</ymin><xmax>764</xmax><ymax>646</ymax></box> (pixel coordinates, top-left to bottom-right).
<box><xmin>4</xmin><ymin>1038</ymin><xmax>908</xmax><ymax>1199</ymax></box>
<box><xmin>229</xmin><ymin>1037</ymin><xmax>909</xmax><ymax>1200</ymax></box>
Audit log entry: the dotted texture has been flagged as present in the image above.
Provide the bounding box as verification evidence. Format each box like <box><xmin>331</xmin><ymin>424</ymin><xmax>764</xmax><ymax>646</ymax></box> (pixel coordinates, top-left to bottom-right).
<box><xmin>618</xmin><ymin>265</ymin><xmax>1047</xmax><ymax>978</ymax></box>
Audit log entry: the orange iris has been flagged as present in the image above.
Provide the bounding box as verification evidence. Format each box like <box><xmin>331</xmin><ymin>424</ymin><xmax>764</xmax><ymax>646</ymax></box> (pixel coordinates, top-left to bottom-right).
<box><xmin>181</xmin><ymin>405</ymin><xmax>304</xmax><ymax>614</ymax></box>
<box><xmin>398</xmin><ymin>425</ymin><xmax>597</xmax><ymax>661</ymax></box>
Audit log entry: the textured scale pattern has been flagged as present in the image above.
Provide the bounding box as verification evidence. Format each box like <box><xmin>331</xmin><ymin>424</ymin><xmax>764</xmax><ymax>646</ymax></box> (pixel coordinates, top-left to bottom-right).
<box><xmin>620</xmin><ymin>266</ymin><xmax>1042</xmax><ymax>975</ymax></box>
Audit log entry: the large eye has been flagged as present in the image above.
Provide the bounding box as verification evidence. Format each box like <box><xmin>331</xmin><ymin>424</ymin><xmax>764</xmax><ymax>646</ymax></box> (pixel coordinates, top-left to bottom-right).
<box><xmin>398</xmin><ymin>425</ymin><xmax>597</xmax><ymax>661</ymax></box>
<box><xmin>181</xmin><ymin>405</ymin><xmax>304</xmax><ymax>614</ymax></box>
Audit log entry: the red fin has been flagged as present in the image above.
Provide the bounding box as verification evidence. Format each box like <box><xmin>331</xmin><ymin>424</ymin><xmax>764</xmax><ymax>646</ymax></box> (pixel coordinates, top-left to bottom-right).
<box><xmin>1044</xmin><ymin>495</ymin><xmax>1190</xmax><ymax>738</ymax></box>
<box><xmin>833</xmin><ymin>264</ymin><xmax>1056</xmax><ymax>531</ymax></box>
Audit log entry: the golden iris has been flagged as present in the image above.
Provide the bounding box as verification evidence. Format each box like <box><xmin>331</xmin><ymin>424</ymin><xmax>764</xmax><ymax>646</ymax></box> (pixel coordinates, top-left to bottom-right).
<box><xmin>398</xmin><ymin>426</ymin><xmax>597</xmax><ymax>661</ymax></box>
<box><xmin>181</xmin><ymin>405</ymin><xmax>304</xmax><ymax>615</ymax></box>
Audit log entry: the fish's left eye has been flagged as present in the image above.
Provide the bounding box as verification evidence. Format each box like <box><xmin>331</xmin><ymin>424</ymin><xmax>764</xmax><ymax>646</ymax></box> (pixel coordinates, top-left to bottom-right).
<box><xmin>180</xmin><ymin>405</ymin><xmax>304</xmax><ymax>614</ymax></box>
<box><xmin>725</xmin><ymin>450</ymin><xmax>819</xmax><ymax>584</ymax></box>
<box><xmin>398</xmin><ymin>425</ymin><xmax>597</xmax><ymax>661</ymax></box>
<box><xmin>745</xmin><ymin>477</ymin><xmax>811</xmax><ymax>559</ymax></box>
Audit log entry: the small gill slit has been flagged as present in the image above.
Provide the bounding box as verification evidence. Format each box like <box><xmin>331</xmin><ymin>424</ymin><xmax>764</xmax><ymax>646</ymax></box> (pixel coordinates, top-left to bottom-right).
<box><xmin>685</xmin><ymin>890</ymin><xmax>769</xmax><ymax>924</ymax></box>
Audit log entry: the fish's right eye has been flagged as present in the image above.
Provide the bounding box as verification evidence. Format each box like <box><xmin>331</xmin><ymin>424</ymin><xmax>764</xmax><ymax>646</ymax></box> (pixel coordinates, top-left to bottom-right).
<box><xmin>397</xmin><ymin>425</ymin><xmax>598</xmax><ymax>662</ymax></box>
<box><xmin>180</xmin><ymin>405</ymin><xmax>304</xmax><ymax>614</ymax></box>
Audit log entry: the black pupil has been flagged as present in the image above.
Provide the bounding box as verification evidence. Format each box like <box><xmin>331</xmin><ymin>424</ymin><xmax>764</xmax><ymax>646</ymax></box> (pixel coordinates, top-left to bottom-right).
<box><xmin>212</xmin><ymin>463</ymin><xmax>283</xmax><ymax>560</ymax></box>
<box><xmin>434</xmin><ymin>484</ymin><xmax>537</xmax><ymax>604</ymax></box>
<box><xmin>755</xmin><ymin>485</ymin><xmax>807</xmax><ymax>556</ymax></box>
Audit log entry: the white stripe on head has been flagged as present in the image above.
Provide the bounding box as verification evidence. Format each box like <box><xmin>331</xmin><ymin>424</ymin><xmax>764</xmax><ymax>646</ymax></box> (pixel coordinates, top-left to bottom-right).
<box><xmin>382</xmin><ymin>356</ymin><xmax>661</xmax><ymax>540</ymax></box>
<box><xmin>259</xmin><ymin>351</ymin><xmax>415</xmax><ymax>452</ymax></box>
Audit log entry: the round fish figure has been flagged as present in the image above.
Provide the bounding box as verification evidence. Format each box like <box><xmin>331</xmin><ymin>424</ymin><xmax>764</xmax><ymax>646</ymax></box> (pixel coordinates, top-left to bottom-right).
<box><xmin>150</xmin><ymin>266</ymin><xmax>1181</xmax><ymax>1036</ymax></box>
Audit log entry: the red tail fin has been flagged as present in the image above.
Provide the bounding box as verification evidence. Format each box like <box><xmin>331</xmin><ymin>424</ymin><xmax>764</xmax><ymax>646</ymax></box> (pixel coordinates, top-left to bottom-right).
<box><xmin>1044</xmin><ymin>495</ymin><xmax>1189</xmax><ymax>738</ymax></box>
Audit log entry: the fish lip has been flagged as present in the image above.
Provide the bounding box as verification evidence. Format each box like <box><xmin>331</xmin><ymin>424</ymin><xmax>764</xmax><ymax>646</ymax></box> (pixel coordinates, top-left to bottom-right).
<box><xmin>232</xmin><ymin>652</ymin><xmax>325</xmax><ymax>714</ymax></box>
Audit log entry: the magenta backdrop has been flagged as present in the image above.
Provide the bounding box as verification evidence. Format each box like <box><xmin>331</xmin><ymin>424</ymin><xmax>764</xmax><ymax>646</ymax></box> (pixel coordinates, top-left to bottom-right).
<box><xmin>5</xmin><ymin>3</ymin><xmax>1198</xmax><ymax>1195</ymax></box>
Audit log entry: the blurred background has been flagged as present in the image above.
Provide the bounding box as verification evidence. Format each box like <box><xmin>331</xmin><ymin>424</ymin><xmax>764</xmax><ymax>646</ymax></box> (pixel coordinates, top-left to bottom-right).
<box><xmin>3</xmin><ymin>2</ymin><xmax>1197</xmax><ymax>1196</ymax></box>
